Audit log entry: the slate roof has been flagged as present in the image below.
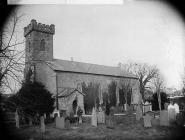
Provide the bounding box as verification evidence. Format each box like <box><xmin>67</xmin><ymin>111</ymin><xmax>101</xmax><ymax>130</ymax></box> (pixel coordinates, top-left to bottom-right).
<box><xmin>46</xmin><ymin>59</ymin><xmax>137</xmax><ymax>79</ymax></box>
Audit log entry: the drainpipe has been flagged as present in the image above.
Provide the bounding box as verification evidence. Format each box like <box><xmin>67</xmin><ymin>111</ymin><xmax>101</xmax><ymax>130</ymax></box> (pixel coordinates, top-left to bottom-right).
<box><xmin>56</xmin><ymin>73</ymin><xmax>59</xmax><ymax>110</ymax></box>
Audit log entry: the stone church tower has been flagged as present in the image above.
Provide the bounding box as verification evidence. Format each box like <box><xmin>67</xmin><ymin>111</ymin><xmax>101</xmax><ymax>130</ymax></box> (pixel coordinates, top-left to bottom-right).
<box><xmin>24</xmin><ymin>19</ymin><xmax>55</xmax><ymax>80</ymax></box>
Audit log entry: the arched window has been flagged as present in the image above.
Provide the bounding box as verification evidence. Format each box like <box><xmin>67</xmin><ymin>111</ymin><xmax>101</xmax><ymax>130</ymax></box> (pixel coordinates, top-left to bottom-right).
<box><xmin>40</xmin><ymin>39</ymin><xmax>45</xmax><ymax>51</ymax></box>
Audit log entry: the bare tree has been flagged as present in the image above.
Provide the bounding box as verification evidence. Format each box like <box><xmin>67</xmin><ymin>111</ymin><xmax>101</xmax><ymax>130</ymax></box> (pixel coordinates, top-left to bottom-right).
<box><xmin>119</xmin><ymin>62</ymin><xmax>158</xmax><ymax>102</ymax></box>
<box><xmin>0</xmin><ymin>9</ymin><xmax>25</xmax><ymax>94</ymax></box>
<box><xmin>152</xmin><ymin>72</ymin><xmax>165</xmax><ymax>111</ymax></box>
<box><xmin>152</xmin><ymin>72</ymin><xmax>165</xmax><ymax>93</ymax></box>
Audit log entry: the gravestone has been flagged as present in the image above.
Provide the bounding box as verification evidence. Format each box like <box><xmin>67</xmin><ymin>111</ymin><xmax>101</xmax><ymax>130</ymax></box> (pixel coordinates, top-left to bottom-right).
<box><xmin>164</xmin><ymin>103</ymin><xmax>168</xmax><ymax>110</ymax></box>
<box><xmin>106</xmin><ymin>107</ymin><xmax>114</xmax><ymax>129</ymax></box>
<box><xmin>106</xmin><ymin>116</ymin><xmax>114</xmax><ymax>129</ymax></box>
<box><xmin>124</xmin><ymin>103</ymin><xmax>129</xmax><ymax>111</ymax></box>
<box><xmin>55</xmin><ymin>117</ymin><xmax>65</xmax><ymax>129</ymax></box>
<box><xmin>143</xmin><ymin>113</ymin><xmax>152</xmax><ymax>127</ymax></box>
<box><xmin>136</xmin><ymin>104</ymin><xmax>143</xmax><ymax>121</ymax></box>
<box><xmin>160</xmin><ymin>110</ymin><xmax>169</xmax><ymax>126</ymax></box>
<box><xmin>168</xmin><ymin>107</ymin><xmax>176</xmax><ymax>124</ymax></box>
<box><xmin>129</xmin><ymin>104</ymin><xmax>134</xmax><ymax>111</ymax></box>
<box><xmin>149</xmin><ymin>104</ymin><xmax>152</xmax><ymax>111</ymax></box>
<box><xmin>40</xmin><ymin>116</ymin><xmax>45</xmax><ymax>133</ymax></box>
<box><xmin>91</xmin><ymin>107</ymin><xmax>97</xmax><ymax>127</ymax></box>
<box><xmin>97</xmin><ymin>111</ymin><xmax>105</xmax><ymax>124</ymax></box>
<box><xmin>151</xmin><ymin>118</ymin><xmax>160</xmax><ymax>126</ymax></box>
<box><xmin>15</xmin><ymin>110</ymin><xmax>19</xmax><ymax>128</ymax></box>
<box><xmin>79</xmin><ymin>116</ymin><xmax>82</xmax><ymax>124</ymax></box>
<box><xmin>174</xmin><ymin>103</ymin><xmax>179</xmax><ymax>114</ymax></box>
<box><xmin>29</xmin><ymin>117</ymin><xmax>32</xmax><ymax>126</ymax></box>
<box><xmin>176</xmin><ymin>112</ymin><xmax>185</xmax><ymax>126</ymax></box>
<box><xmin>65</xmin><ymin>119</ymin><xmax>70</xmax><ymax>129</ymax></box>
<box><xmin>44</xmin><ymin>113</ymin><xmax>46</xmax><ymax>119</ymax></box>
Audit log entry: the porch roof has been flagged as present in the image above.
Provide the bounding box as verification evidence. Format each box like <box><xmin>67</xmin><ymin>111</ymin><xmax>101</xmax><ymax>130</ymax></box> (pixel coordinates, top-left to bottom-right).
<box><xmin>53</xmin><ymin>88</ymin><xmax>85</xmax><ymax>98</ymax></box>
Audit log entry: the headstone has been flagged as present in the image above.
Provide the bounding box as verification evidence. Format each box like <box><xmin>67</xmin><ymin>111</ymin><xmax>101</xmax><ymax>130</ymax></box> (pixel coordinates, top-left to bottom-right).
<box><xmin>40</xmin><ymin>116</ymin><xmax>45</xmax><ymax>133</ymax></box>
<box><xmin>106</xmin><ymin>116</ymin><xmax>114</xmax><ymax>129</ymax></box>
<box><xmin>151</xmin><ymin>118</ymin><xmax>160</xmax><ymax>126</ymax></box>
<box><xmin>149</xmin><ymin>104</ymin><xmax>152</xmax><ymax>111</ymax></box>
<box><xmin>164</xmin><ymin>103</ymin><xmax>168</xmax><ymax>110</ymax></box>
<box><xmin>91</xmin><ymin>107</ymin><xmax>97</xmax><ymax>127</ymax></box>
<box><xmin>29</xmin><ymin>117</ymin><xmax>32</xmax><ymax>126</ymax></box>
<box><xmin>130</xmin><ymin>104</ymin><xmax>134</xmax><ymax>111</ymax></box>
<box><xmin>176</xmin><ymin>112</ymin><xmax>185</xmax><ymax>126</ymax></box>
<box><xmin>79</xmin><ymin>116</ymin><xmax>82</xmax><ymax>124</ymax></box>
<box><xmin>55</xmin><ymin>117</ymin><xmax>65</xmax><ymax>129</ymax></box>
<box><xmin>143</xmin><ymin>113</ymin><xmax>152</xmax><ymax>127</ymax></box>
<box><xmin>136</xmin><ymin>104</ymin><xmax>143</xmax><ymax>121</ymax></box>
<box><xmin>15</xmin><ymin>110</ymin><xmax>19</xmax><ymax>128</ymax></box>
<box><xmin>168</xmin><ymin>106</ymin><xmax>176</xmax><ymax>124</ymax></box>
<box><xmin>174</xmin><ymin>103</ymin><xmax>179</xmax><ymax>114</ymax></box>
<box><xmin>65</xmin><ymin>119</ymin><xmax>70</xmax><ymax>129</ymax></box>
<box><xmin>44</xmin><ymin>113</ymin><xmax>46</xmax><ymax>119</ymax></box>
<box><xmin>110</xmin><ymin>106</ymin><xmax>115</xmax><ymax>115</ymax></box>
<box><xmin>97</xmin><ymin>111</ymin><xmax>105</xmax><ymax>124</ymax></box>
<box><xmin>124</xmin><ymin>103</ymin><xmax>128</xmax><ymax>111</ymax></box>
<box><xmin>160</xmin><ymin>110</ymin><xmax>169</xmax><ymax>126</ymax></box>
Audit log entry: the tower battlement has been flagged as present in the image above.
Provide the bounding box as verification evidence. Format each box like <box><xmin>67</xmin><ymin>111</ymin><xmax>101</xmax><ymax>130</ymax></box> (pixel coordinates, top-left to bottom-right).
<box><xmin>24</xmin><ymin>19</ymin><xmax>55</xmax><ymax>37</ymax></box>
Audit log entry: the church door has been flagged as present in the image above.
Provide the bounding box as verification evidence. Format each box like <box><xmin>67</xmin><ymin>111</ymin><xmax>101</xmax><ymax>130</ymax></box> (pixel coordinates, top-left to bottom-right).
<box><xmin>72</xmin><ymin>99</ymin><xmax>77</xmax><ymax>115</ymax></box>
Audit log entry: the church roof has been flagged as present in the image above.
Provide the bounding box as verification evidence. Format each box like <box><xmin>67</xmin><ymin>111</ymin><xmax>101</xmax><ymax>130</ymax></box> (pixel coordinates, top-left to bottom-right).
<box><xmin>52</xmin><ymin>88</ymin><xmax>85</xmax><ymax>98</ymax></box>
<box><xmin>47</xmin><ymin>59</ymin><xmax>138</xmax><ymax>79</ymax></box>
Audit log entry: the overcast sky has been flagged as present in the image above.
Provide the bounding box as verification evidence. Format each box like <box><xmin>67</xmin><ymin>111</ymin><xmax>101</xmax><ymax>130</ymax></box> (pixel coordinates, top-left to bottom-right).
<box><xmin>13</xmin><ymin>0</ymin><xmax>185</xmax><ymax>90</ymax></box>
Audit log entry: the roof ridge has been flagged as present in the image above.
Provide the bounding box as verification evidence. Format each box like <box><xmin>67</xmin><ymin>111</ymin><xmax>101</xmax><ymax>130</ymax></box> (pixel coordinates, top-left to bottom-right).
<box><xmin>53</xmin><ymin>59</ymin><xmax>120</xmax><ymax>69</ymax></box>
<box><xmin>51</xmin><ymin>58</ymin><xmax>137</xmax><ymax>79</ymax></box>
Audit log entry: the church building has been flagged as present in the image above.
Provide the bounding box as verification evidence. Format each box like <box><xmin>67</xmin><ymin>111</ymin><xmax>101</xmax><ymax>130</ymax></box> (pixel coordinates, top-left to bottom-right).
<box><xmin>24</xmin><ymin>19</ymin><xmax>141</xmax><ymax>115</ymax></box>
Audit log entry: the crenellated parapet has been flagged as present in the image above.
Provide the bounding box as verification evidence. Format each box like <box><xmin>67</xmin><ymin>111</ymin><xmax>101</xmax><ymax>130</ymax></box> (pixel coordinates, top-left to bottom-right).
<box><xmin>24</xmin><ymin>19</ymin><xmax>55</xmax><ymax>37</ymax></box>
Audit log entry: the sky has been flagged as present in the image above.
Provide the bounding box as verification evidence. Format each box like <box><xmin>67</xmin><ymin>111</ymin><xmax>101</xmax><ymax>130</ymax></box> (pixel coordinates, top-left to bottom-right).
<box><xmin>9</xmin><ymin>0</ymin><xmax>185</xmax><ymax>90</ymax></box>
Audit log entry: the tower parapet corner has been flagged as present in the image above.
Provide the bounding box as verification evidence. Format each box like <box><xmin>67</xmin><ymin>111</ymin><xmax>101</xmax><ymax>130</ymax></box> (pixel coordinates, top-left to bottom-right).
<box><xmin>24</xmin><ymin>19</ymin><xmax>55</xmax><ymax>37</ymax></box>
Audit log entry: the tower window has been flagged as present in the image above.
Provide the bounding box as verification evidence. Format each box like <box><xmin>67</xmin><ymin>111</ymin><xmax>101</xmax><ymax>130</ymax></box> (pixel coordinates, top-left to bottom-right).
<box><xmin>40</xmin><ymin>39</ymin><xmax>45</xmax><ymax>51</ymax></box>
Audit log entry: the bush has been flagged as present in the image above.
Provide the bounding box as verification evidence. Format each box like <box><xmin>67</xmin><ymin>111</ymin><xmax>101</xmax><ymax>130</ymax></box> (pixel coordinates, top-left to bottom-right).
<box><xmin>83</xmin><ymin>82</ymin><xmax>100</xmax><ymax>113</ymax></box>
<box><xmin>108</xmin><ymin>81</ymin><xmax>117</xmax><ymax>107</ymax></box>
<box><xmin>151</xmin><ymin>92</ymin><xmax>169</xmax><ymax>110</ymax></box>
<box><xmin>5</xmin><ymin>81</ymin><xmax>55</xmax><ymax>120</ymax></box>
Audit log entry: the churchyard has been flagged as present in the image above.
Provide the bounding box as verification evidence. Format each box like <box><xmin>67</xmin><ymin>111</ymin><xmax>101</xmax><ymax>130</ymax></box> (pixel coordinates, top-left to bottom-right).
<box><xmin>4</xmin><ymin>104</ymin><xmax>185</xmax><ymax>140</ymax></box>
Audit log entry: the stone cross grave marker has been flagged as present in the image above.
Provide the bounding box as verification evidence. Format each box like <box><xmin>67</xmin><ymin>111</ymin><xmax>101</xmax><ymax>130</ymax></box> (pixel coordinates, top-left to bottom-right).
<box><xmin>160</xmin><ymin>110</ymin><xmax>169</xmax><ymax>126</ymax></box>
<box><xmin>55</xmin><ymin>117</ymin><xmax>65</xmax><ymax>129</ymax></box>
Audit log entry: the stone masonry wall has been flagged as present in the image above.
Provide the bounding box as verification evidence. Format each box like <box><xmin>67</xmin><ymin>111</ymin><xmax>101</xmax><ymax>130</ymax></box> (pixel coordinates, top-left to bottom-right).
<box><xmin>56</xmin><ymin>72</ymin><xmax>140</xmax><ymax>105</ymax></box>
<box><xmin>35</xmin><ymin>62</ymin><xmax>56</xmax><ymax>95</ymax></box>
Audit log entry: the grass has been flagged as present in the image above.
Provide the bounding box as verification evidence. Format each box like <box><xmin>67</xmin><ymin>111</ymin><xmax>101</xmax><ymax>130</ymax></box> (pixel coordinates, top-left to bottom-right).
<box><xmin>2</xmin><ymin>113</ymin><xmax>185</xmax><ymax>140</ymax></box>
